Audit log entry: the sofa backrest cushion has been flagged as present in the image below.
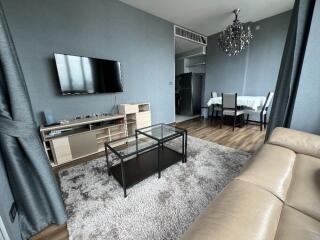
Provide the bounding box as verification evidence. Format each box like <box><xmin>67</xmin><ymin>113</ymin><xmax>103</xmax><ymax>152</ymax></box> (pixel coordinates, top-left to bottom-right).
<box><xmin>236</xmin><ymin>144</ymin><xmax>295</xmax><ymax>201</ymax></box>
<box><xmin>269</xmin><ymin>127</ymin><xmax>320</xmax><ymax>159</ymax></box>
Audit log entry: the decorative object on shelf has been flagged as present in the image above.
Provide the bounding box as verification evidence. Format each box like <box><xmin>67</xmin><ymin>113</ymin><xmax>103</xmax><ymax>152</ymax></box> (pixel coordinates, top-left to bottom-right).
<box><xmin>218</xmin><ymin>9</ymin><xmax>253</xmax><ymax>56</ymax></box>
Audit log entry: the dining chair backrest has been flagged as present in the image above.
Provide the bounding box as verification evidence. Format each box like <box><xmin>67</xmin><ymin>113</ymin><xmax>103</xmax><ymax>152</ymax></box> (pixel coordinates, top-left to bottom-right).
<box><xmin>211</xmin><ymin>91</ymin><xmax>218</xmax><ymax>98</ymax></box>
<box><xmin>261</xmin><ymin>92</ymin><xmax>274</xmax><ymax>112</ymax></box>
<box><xmin>222</xmin><ymin>93</ymin><xmax>237</xmax><ymax>109</ymax></box>
<box><xmin>265</xmin><ymin>92</ymin><xmax>274</xmax><ymax>108</ymax></box>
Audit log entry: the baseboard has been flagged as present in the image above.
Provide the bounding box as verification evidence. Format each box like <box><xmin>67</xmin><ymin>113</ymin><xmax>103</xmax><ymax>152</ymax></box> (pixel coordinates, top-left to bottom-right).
<box><xmin>247</xmin><ymin>120</ymin><xmax>268</xmax><ymax>124</ymax></box>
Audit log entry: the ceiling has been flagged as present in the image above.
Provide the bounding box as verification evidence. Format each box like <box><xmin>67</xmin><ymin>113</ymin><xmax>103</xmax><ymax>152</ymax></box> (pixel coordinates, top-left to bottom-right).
<box><xmin>119</xmin><ymin>0</ymin><xmax>294</xmax><ymax>36</ymax></box>
<box><xmin>175</xmin><ymin>37</ymin><xmax>203</xmax><ymax>54</ymax></box>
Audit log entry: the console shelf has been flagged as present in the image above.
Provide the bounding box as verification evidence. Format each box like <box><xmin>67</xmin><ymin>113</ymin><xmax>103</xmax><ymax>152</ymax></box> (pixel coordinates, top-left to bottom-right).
<box><xmin>40</xmin><ymin>103</ymin><xmax>151</xmax><ymax>168</ymax></box>
<box><xmin>40</xmin><ymin>114</ymin><xmax>127</xmax><ymax>167</ymax></box>
<box><xmin>118</xmin><ymin>103</ymin><xmax>151</xmax><ymax>136</ymax></box>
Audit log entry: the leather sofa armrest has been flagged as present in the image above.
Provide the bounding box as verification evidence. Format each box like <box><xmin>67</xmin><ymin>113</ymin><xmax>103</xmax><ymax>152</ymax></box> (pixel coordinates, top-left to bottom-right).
<box><xmin>269</xmin><ymin>127</ymin><xmax>320</xmax><ymax>159</ymax></box>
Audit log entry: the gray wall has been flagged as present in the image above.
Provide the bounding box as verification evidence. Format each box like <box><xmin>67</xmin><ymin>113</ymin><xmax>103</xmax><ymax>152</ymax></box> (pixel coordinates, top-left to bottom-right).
<box><xmin>205</xmin><ymin>33</ymin><xmax>248</xmax><ymax>101</ymax></box>
<box><xmin>205</xmin><ymin>11</ymin><xmax>291</xmax><ymax>104</ymax></box>
<box><xmin>175</xmin><ymin>58</ymin><xmax>186</xmax><ymax>76</ymax></box>
<box><xmin>1</xmin><ymin>0</ymin><xmax>175</xmax><ymax>125</ymax></box>
<box><xmin>291</xmin><ymin>0</ymin><xmax>320</xmax><ymax>134</ymax></box>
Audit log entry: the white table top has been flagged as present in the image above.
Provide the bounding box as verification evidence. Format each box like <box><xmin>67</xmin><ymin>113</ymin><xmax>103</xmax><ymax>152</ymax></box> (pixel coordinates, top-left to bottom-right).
<box><xmin>207</xmin><ymin>96</ymin><xmax>266</xmax><ymax>111</ymax></box>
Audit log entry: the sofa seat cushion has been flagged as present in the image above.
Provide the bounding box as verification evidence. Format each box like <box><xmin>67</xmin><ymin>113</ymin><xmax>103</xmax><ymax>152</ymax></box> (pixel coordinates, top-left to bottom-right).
<box><xmin>181</xmin><ymin>180</ymin><xmax>282</xmax><ymax>240</ymax></box>
<box><xmin>275</xmin><ymin>206</ymin><xmax>320</xmax><ymax>240</ymax></box>
<box><xmin>285</xmin><ymin>154</ymin><xmax>320</xmax><ymax>221</ymax></box>
<box><xmin>236</xmin><ymin>144</ymin><xmax>295</xmax><ymax>201</ymax></box>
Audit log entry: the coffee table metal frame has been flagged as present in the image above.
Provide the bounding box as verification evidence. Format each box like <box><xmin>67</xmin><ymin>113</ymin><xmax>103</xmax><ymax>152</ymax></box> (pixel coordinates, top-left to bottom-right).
<box><xmin>104</xmin><ymin>123</ymin><xmax>187</xmax><ymax>197</ymax></box>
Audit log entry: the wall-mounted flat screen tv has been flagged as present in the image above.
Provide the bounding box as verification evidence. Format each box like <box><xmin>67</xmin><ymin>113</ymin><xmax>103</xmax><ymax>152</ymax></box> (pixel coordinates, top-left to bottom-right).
<box><xmin>54</xmin><ymin>53</ymin><xmax>123</xmax><ymax>95</ymax></box>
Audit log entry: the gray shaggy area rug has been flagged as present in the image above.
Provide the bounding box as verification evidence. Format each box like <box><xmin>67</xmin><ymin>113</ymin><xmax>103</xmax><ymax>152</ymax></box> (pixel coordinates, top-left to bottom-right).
<box><xmin>59</xmin><ymin>136</ymin><xmax>251</xmax><ymax>240</ymax></box>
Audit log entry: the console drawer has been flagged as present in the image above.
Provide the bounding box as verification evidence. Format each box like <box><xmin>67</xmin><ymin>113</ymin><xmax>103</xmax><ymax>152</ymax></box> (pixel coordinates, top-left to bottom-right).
<box><xmin>136</xmin><ymin>120</ymin><xmax>151</xmax><ymax>129</ymax></box>
<box><xmin>136</xmin><ymin>111</ymin><xmax>151</xmax><ymax>121</ymax></box>
<box><xmin>51</xmin><ymin>137</ymin><xmax>72</xmax><ymax>164</ymax></box>
<box><xmin>69</xmin><ymin>132</ymin><xmax>98</xmax><ymax>159</ymax></box>
<box><xmin>118</xmin><ymin>104</ymin><xmax>139</xmax><ymax>114</ymax></box>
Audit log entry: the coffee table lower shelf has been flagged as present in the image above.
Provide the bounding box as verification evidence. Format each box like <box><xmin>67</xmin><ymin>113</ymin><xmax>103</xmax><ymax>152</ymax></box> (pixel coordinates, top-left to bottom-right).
<box><xmin>110</xmin><ymin>146</ymin><xmax>183</xmax><ymax>190</ymax></box>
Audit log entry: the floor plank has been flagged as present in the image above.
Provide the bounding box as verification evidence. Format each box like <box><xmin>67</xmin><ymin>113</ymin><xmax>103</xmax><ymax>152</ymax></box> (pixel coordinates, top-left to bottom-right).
<box><xmin>31</xmin><ymin>117</ymin><xmax>265</xmax><ymax>239</ymax></box>
<box><xmin>30</xmin><ymin>224</ymin><xmax>68</xmax><ymax>240</ymax></box>
<box><xmin>175</xmin><ymin>118</ymin><xmax>265</xmax><ymax>153</ymax></box>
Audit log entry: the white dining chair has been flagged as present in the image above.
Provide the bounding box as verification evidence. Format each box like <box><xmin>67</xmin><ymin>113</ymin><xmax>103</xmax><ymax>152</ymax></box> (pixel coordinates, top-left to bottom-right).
<box><xmin>245</xmin><ymin>92</ymin><xmax>274</xmax><ymax>131</ymax></box>
<box><xmin>220</xmin><ymin>93</ymin><xmax>245</xmax><ymax>131</ymax></box>
<box><xmin>211</xmin><ymin>91</ymin><xmax>218</xmax><ymax>98</ymax></box>
<box><xmin>210</xmin><ymin>91</ymin><xmax>222</xmax><ymax>120</ymax></box>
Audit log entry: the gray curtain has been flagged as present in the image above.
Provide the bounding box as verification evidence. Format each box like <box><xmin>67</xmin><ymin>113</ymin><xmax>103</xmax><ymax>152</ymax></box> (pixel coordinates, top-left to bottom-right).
<box><xmin>0</xmin><ymin>3</ymin><xmax>66</xmax><ymax>240</ymax></box>
<box><xmin>266</xmin><ymin>0</ymin><xmax>316</xmax><ymax>139</ymax></box>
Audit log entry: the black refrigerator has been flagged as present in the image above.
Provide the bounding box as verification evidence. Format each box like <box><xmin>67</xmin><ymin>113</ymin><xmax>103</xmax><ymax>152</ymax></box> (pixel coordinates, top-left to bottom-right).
<box><xmin>175</xmin><ymin>73</ymin><xmax>202</xmax><ymax>116</ymax></box>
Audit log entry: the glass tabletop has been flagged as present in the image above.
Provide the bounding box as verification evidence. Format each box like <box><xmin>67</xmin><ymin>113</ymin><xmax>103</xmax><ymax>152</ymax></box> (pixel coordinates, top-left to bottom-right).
<box><xmin>105</xmin><ymin>135</ymin><xmax>158</xmax><ymax>158</ymax></box>
<box><xmin>136</xmin><ymin>124</ymin><xmax>185</xmax><ymax>141</ymax></box>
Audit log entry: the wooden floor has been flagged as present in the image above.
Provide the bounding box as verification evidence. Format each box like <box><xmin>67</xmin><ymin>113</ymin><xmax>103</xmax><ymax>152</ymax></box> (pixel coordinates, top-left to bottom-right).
<box><xmin>176</xmin><ymin>118</ymin><xmax>266</xmax><ymax>153</ymax></box>
<box><xmin>31</xmin><ymin>117</ymin><xmax>265</xmax><ymax>240</ymax></box>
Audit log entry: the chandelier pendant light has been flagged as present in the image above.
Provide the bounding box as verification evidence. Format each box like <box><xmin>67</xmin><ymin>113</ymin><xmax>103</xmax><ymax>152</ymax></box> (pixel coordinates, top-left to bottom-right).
<box><xmin>218</xmin><ymin>9</ymin><xmax>253</xmax><ymax>56</ymax></box>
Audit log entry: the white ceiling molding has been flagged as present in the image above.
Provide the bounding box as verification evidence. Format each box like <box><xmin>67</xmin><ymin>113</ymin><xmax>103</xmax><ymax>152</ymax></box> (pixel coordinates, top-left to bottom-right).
<box><xmin>120</xmin><ymin>0</ymin><xmax>294</xmax><ymax>35</ymax></box>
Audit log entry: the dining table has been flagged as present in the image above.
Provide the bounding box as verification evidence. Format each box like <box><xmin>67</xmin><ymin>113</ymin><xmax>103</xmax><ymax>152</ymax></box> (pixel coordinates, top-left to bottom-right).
<box><xmin>207</xmin><ymin>96</ymin><xmax>266</xmax><ymax>111</ymax></box>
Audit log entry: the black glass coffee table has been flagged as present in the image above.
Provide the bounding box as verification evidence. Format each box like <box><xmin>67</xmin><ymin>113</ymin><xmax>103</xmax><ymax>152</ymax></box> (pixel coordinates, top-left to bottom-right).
<box><xmin>105</xmin><ymin>124</ymin><xmax>187</xmax><ymax>197</ymax></box>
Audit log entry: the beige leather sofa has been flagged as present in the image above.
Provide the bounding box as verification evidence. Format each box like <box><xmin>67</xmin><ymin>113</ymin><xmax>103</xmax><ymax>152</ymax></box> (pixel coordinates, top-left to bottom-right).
<box><xmin>182</xmin><ymin>127</ymin><xmax>320</xmax><ymax>240</ymax></box>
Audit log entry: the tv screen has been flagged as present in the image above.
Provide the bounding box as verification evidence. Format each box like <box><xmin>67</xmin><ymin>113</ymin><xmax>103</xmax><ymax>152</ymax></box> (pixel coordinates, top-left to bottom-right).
<box><xmin>54</xmin><ymin>53</ymin><xmax>123</xmax><ymax>95</ymax></box>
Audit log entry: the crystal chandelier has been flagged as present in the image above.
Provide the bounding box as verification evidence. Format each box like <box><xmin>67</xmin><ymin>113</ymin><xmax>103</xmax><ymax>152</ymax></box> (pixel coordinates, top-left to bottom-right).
<box><xmin>218</xmin><ymin>9</ymin><xmax>253</xmax><ymax>56</ymax></box>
